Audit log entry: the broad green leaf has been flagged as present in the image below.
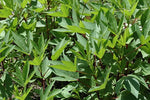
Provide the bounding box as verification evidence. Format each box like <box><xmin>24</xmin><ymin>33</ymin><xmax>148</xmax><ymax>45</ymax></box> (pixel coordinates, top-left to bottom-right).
<box><xmin>31</xmin><ymin>41</ymin><xmax>40</xmax><ymax>54</ymax></box>
<box><xmin>41</xmin><ymin>57</ymin><xmax>52</xmax><ymax>78</ymax></box>
<box><xmin>38</xmin><ymin>0</ymin><xmax>46</xmax><ymax>4</ymax></box>
<box><xmin>83</xmin><ymin>0</ymin><xmax>89</xmax><ymax>3</ymax></box>
<box><xmin>51</xmin><ymin>77</ymin><xmax>77</xmax><ymax>81</ymax></box>
<box><xmin>141</xmin><ymin>45</ymin><xmax>150</xmax><ymax>54</ymax></box>
<box><xmin>46</xmin><ymin>4</ymin><xmax>71</xmax><ymax>17</ymax></box>
<box><xmin>96</xmin><ymin>47</ymin><xmax>106</xmax><ymax>59</ymax></box>
<box><xmin>26</xmin><ymin>31</ymin><xmax>33</xmax><ymax>54</ymax></box>
<box><xmin>29</xmin><ymin>55</ymin><xmax>44</xmax><ymax>65</ymax></box>
<box><xmin>53</xmin><ymin>28</ymin><xmax>73</xmax><ymax>32</ymax></box>
<box><xmin>67</xmin><ymin>25</ymin><xmax>91</xmax><ymax>34</ymax></box>
<box><xmin>12</xmin><ymin>67</ymin><xmax>24</xmax><ymax>86</ymax></box>
<box><xmin>134</xmin><ymin>24</ymin><xmax>146</xmax><ymax>44</ymax></box>
<box><xmin>23</xmin><ymin>61</ymin><xmax>29</xmax><ymax>82</ymax></box>
<box><xmin>12</xmin><ymin>17</ymin><xmax>18</xmax><ymax>27</ymax></box>
<box><xmin>116</xmin><ymin>90</ymin><xmax>137</xmax><ymax>100</ymax></box>
<box><xmin>75</xmin><ymin>41</ymin><xmax>86</xmax><ymax>58</ymax></box>
<box><xmin>108</xmin><ymin>35</ymin><xmax>119</xmax><ymax>48</ymax></box>
<box><xmin>0</xmin><ymin>56</ymin><xmax>5</xmax><ymax>63</ymax></box>
<box><xmin>40</xmin><ymin>81</ymin><xmax>55</xmax><ymax>100</ymax></box>
<box><xmin>50</xmin><ymin>60</ymin><xmax>76</xmax><ymax>72</ymax></box>
<box><xmin>51</xmin><ymin>39</ymin><xmax>69</xmax><ymax>60</ymax></box>
<box><xmin>124</xmin><ymin>76</ymin><xmax>140</xmax><ymax>98</ymax></box>
<box><xmin>143</xmin><ymin>18</ymin><xmax>150</xmax><ymax>38</ymax></box>
<box><xmin>141</xmin><ymin>64</ymin><xmax>150</xmax><ymax>76</ymax></box>
<box><xmin>118</xmin><ymin>28</ymin><xmax>130</xmax><ymax>46</ymax></box>
<box><xmin>0</xmin><ymin>7</ymin><xmax>12</xmax><ymax>18</ymax></box>
<box><xmin>61</xmin><ymin>4</ymin><xmax>71</xmax><ymax>17</ymax></box>
<box><xmin>22</xmin><ymin>86</ymin><xmax>33</xmax><ymax>99</ymax></box>
<box><xmin>21</xmin><ymin>0</ymin><xmax>31</xmax><ymax>8</ymax></box>
<box><xmin>0</xmin><ymin>25</ymin><xmax>6</xmax><ymax>34</ymax></box>
<box><xmin>88</xmin><ymin>68</ymin><xmax>111</xmax><ymax>92</ymax></box>
<box><xmin>118</xmin><ymin>15</ymin><xmax>125</xmax><ymax>34</ymax></box>
<box><xmin>115</xmin><ymin>77</ymin><xmax>125</xmax><ymax>95</ymax></box>
<box><xmin>3</xmin><ymin>45</ymin><xmax>15</xmax><ymax>56</ymax></box>
<box><xmin>24</xmin><ymin>70</ymin><xmax>35</xmax><ymax>87</ymax></box>
<box><xmin>121</xmin><ymin>1</ymin><xmax>138</xmax><ymax>18</ymax></box>
<box><xmin>36</xmin><ymin>21</ymin><xmax>45</xmax><ymax>27</ymax></box>
<box><xmin>79</xmin><ymin>21</ymin><xmax>85</xmax><ymax>28</ymax></box>
<box><xmin>12</xmin><ymin>32</ymin><xmax>29</xmax><ymax>53</ymax></box>
<box><xmin>50</xmin><ymin>60</ymin><xmax>77</xmax><ymax>74</ymax></box>
<box><xmin>0</xmin><ymin>47</ymin><xmax>8</xmax><ymax>53</ymax></box>
<box><xmin>48</xmin><ymin>89</ymin><xmax>62</xmax><ymax>99</ymax></box>
<box><xmin>15</xmin><ymin>86</ymin><xmax>33</xmax><ymax>100</ymax></box>
<box><xmin>128</xmin><ymin>74</ymin><xmax>148</xmax><ymax>89</ymax></box>
<box><xmin>141</xmin><ymin>9</ymin><xmax>150</xmax><ymax>27</ymax></box>
<box><xmin>4</xmin><ymin>0</ymin><xmax>13</xmax><ymax>9</ymax></box>
<box><xmin>72</xmin><ymin>1</ymin><xmax>79</xmax><ymax>25</ymax></box>
<box><xmin>22</xmin><ymin>22</ymin><xmax>36</xmax><ymax>29</ymax></box>
<box><xmin>71</xmin><ymin>49</ymin><xmax>87</xmax><ymax>61</ymax></box>
<box><xmin>46</xmin><ymin>12</ymin><xmax>66</xmax><ymax>17</ymax></box>
<box><xmin>106</xmin><ymin>11</ymin><xmax>118</xmax><ymax>34</ymax></box>
<box><xmin>33</xmin><ymin>7</ymin><xmax>45</xmax><ymax>12</ymax></box>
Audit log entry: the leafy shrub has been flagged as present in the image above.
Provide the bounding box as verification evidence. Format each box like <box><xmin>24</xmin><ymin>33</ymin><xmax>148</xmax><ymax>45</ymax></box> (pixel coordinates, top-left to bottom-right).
<box><xmin>0</xmin><ymin>0</ymin><xmax>150</xmax><ymax>99</ymax></box>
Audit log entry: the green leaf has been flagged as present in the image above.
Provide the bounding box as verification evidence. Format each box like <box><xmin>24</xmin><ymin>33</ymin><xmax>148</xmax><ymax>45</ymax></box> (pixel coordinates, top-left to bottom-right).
<box><xmin>38</xmin><ymin>0</ymin><xmax>46</xmax><ymax>4</ymax></box>
<box><xmin>12</xmin><ymin>32</ymin><xmax>29</xmax><ymax>54</ymax></box>
<box><xmin>12</xmin><ymin>67</ymin><xmax>24</xmax><ymax>86</ymax></box>
<box><xmin>118</xmin><ymin>28</ymin><xmax>130</xmax><ymax>46</ymax></box>
<box><xmin>0</xmin><ymin>47</ymin><xmax>8</xmax><ymax>53</ymax></box>
<box><xmin>115</xmin><ymin>77</ymin><xmax>125</xmax><ymax>95</ymax></box>
<box><xmin>50</xmin><ymin>60</ymin><xmax>76</xmax><ymax>72</ymax></box>
<box><xmin>24</xmin><ymin>70</ymin><xmax>35</xmax><ymax>87</ymax></box>
<box><xmin>88</xmin><ymin>68</ymin><xmax>111</xmax><ymax>92</ymax></box>
<box><xmin>124</xmin><ymin>76</ymin><xmax>140</xmax><ymax>98</ymax></box>
<box><xmin>116</xmin><ymin>90</ymin><xmax>137</xmax><ymax>100</ymax></box>
<box><xmin>134</xmin><ymin>24</ymin><xmax>146</xmax><ymax>44</ymax></box>
<box><xmin>21</xmin><ymin>0</ymin><xmax>31</xmax><ymax>8</ymax></box>
<box><xmin>29</xmin><ymin>55</ymin><xmax>44</xmax><ymax>65</ymax></box>
<box><xmin>3</xmin><ymin>45</ymin><xmax>15</xmax><ymax>56</ymax></box>
<box><xmin>4</xmin><ymin>0</ymin><xmax>13</xmax><ymax>9</ymax></box>
<box><xmin>0</xmin><ymin>56</ymin><xmax>5</xmax><ymax>63</ymax></box>
<box><xmin>67</xmin><ymin>25</ymin><xmax>91</xmax><ymax>34</ymax></box>
<box><xmin>22</xmin><ymin>21</ymin><xmax>36</xmax><ymax>29</ymax></box>
<box><xmin>40</xmin><ymin>81</ymin><xmax>56</xmax><ymax>100</ymax></box>
<box><xmin>143</xmin><ymin>18</ymin><xmax>150</xmax><ymax>38</ymax></box>
<box><xmin>141</xmin><ymin>9</ymin><xmax>150</xmax><ymax>27</ymax></box>
<box><xmin>108</xmin><ymin>35</ymin><xmax>119</xmax><ymax>48</ymax></box>
<box><xmin>53</xmin><ymin>28</ymin><xmax>73</xmax><ymax>32</ymax></box>
<box><xmin>12</xmin><ymin>17</ymin><xmax>18</xmax><ymax>27</ymax></box>
<box><xmin>118</xmin><ymin>15</ymin><xmax>125</xmax><ymax>34</ymax></box>
<box><xmin>0</xmin><ymin>7</ymin><xmax>12</xmax><ymax>18</ymax></box>
<box><xmin>106</xmin><ymin>11</ymin><xmax>118</xmax><ymax>34</ymax></box>
<box><xmin>128</xmin><ymin>74</ymin><xmax>148</xmax><ymax>89</ymax></box>
<box><xmin>23</xmin><ymin>61</ymin><xmax>29</xmax><ymax>82</ymax></box>
<box><xmin>41</xmin><ymin>57</ymin><xmax>52</xmax><ymax>78</ymax></box>
<box><xmin>83</xmin><ymin>0</ymin><xmax>89</xmax><ymax>3</ymax></box>
<box><xmin>72</xmin><ymin>1</ymin><xmax>79</xmax><ymax>25</ymax></box>
<box><xmin>21</xmin><ymin>86</ymin><xmax>33</xmax><ymax>99</ymax></box>
<box><xmin>96</xmin><ymin>47</ymin><xmax>106</xmax><ymax>59</ymax></box>
<box><xmin>96</xmin><ymin>39</ymin><xmax>108</xmax><ymax>59</ymax></box>
<box><xmin>48</xmin><ymin>89</ymin><xmax>62</xmax><ymax>99</ymax></box>
<box><xmin>75</xmin><ymin>41</ymin><xmax>86</xmax><ymax>58</ymax></box>
<box><xmin>51</xmin><ymin>39</ymin><xmax>69</xmax><ymax>60</ymax></box>
<box><xmin>0</xmin><ymin>25</ymin><xmax>6</xmax><ymax>34</ymax></box>
<box><xmin>121</xmin><ymin>1</ymin><xmax>138</xmax><ymax>18</ymax></box>
<box><xmin>46</xmin><ymin>4</ymin><xmax>71</xmax><ymax>17</ymax></box>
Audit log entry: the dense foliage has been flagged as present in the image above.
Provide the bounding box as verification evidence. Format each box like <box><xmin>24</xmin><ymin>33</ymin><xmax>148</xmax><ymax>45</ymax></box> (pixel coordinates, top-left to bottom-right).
<box><xmin>0</xmin><ymin>0</ymin><xmax>150</xmax><ymax>99</ymax></box>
